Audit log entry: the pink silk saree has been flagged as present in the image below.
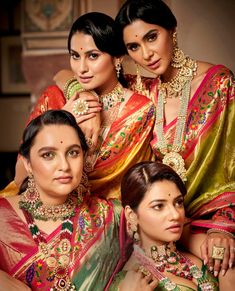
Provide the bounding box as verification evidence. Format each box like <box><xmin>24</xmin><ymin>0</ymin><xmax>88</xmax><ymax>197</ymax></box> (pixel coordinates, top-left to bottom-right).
<box><xmin>149</xmin><ymin>65</ymin><xmax>235</xmax><ymax>232</ymax></box>
<box><xmin>0</xmin><ymin>196</ymin><xmax>125</xmax><ymax>290</ymax></box>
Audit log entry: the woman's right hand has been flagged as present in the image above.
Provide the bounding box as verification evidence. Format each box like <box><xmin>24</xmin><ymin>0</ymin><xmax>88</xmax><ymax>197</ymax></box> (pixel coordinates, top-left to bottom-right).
<box><xmin>63</xmin><ymin>91</ymin><xmax>101</xmax><ymax>150</ymax></box>
<box><xmin>0</xmin><ymin>270</ymin><xmax>31</xmax><ymax>291</ymax></box>
<box><xmin>119</xmin><ymin>269</ymin><xmax>158</xmax><ymax>291</ymax></box>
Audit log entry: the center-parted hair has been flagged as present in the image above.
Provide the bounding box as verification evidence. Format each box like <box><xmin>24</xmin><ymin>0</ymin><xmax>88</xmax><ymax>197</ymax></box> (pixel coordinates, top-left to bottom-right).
<box><xmin>121</xmin><ymin>161</ymin><xmax>187</xmax><ymax>210</ymax></box>
<box><xmin>68</xmin><ymin>12</ymin><xmax>127</xmax><ymax>87</ymax></box>
<box><xmin>115</xmin><ymin>0</ymin><xmax>177</xmax><ymax>52</ymax></box>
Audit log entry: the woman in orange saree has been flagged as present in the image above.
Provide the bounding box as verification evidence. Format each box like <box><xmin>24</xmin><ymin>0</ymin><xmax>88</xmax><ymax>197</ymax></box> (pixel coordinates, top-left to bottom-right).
<box><xmin>0</xmin><ymin>11</ymin><xmax>155</xmax><ymax>200</ymax></box>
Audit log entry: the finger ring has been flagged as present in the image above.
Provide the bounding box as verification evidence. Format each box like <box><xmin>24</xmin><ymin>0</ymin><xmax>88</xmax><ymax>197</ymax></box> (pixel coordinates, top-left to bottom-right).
<box><xmin>85</xmin><ymin>137</ymin><xmax>94</xmax><ymax>148</ymax></box>
<box><xmin>72</xmin><ymin>99</ymin><xmax>89</xmax><ymax>116</ymax></box>
<box><xmin>138</xmin><ymin>266</ymin><xmax>150</xmax><ymax>277</ymax></box>
<box><xmin>212</xmin><ymin>246</ymin><xmax>225</xmax><ymax>260</ymax></box>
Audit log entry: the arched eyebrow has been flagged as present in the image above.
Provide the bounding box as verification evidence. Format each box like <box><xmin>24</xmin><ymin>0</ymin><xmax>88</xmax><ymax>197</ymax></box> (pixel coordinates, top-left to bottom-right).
<box><xmin>125</xmin><ymin>29</ymin><xmax>158</xmax><ymax>47</ymax></box>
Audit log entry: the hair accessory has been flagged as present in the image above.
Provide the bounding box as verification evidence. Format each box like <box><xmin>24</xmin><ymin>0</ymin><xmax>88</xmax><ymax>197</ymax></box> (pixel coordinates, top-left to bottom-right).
<box><xmin>72</xmin><ymin>99</ymin><xmax>89</xmax><ymax>116</ymax></box>
<box><xmin>212</xmin><ymin>246</ymin><xmax>225</xmax><ymax>260</ymax></box>
<box><xmin>115</xmin><ymin>59</ymin><xmax>122</xmax><ymax>78</ymax></box>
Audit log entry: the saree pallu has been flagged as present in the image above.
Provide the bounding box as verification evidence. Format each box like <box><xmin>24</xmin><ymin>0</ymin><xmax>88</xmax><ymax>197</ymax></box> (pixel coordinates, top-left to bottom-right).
<box><xmin>0</xmin><ymin>197</ymin><xmax>124</xmax><ymax>290</ymax></box>
<box><xmin>150</xmin><ymin>65</ymin><xmax>235</xmax><ymax>232</ymax></box>
<box><xmin>8</xmin><ymin>85</ymin><xmax>155</xmax><ymax>200</ymax></box>
<box><xmin>88</xmin><ymin>91</ymin><xmax>155</xmax><ymax>199</ymax></box>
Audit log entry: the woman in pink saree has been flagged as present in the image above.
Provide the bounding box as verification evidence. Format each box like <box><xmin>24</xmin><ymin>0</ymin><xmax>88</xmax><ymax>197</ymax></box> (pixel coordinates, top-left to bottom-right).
<box><xmin>0</xmin><ymin>110</ymin><xmax>126</xmax><ymax>290</ymax></box>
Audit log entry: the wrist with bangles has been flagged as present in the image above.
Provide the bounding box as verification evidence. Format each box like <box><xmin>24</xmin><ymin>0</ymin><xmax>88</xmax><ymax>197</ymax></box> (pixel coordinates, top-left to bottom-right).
<box><xmin>207</xmin><ymin>228</ymin><xmax>234</xmax><ymax>239</ymax></box>
<box><xmin>64</xmin><ymin>78</ymin><xmax>99</xmax><ymax>101</ymax></box>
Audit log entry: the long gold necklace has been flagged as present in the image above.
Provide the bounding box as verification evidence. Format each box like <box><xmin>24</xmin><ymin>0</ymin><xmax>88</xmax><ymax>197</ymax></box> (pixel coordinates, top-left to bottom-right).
<box><xmin>154</xmin><ymin>57</ymin><xmax>197</xmax><ymax>182</ymax></box>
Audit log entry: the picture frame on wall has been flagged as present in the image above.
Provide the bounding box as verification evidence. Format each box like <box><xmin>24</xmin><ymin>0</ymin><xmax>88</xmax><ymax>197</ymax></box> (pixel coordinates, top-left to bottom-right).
<box><xmin>0</xmin><ymin>36</ymin><xmax>30</xmax><ymax>95</ymax></box>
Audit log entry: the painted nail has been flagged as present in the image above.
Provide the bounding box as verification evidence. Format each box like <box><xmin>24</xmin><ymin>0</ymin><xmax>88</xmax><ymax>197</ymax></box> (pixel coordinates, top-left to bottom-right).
<box><xmin>203</xmin><ymin>259</ymin><xmax>207</xmax><ymax>265</ymax></box>
<box><xmin>221</xmin><ymin>270</ymin><xmax>226</xmax><ymax>276</ymax></box>
<box><xmin>214</xmin><ymin>271</ymin><xmax>218</xmax><ymax>277</ymax></box>
<box><xmin>209</xmin><ymin>266</ymin><xmax>213</xmax><ymax>272</ymax></box>
<box><xmin>229</xmin><ymin>262</ymin><xmax>233</xmax><ymax>269</ymax></box>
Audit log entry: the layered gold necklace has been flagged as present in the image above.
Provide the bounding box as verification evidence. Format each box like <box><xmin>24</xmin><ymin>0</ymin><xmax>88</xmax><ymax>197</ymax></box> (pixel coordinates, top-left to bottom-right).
<box><xmin>154</xmin><ymin>56</ymin><xmax>197</xmax><ymax>182</ymax></box>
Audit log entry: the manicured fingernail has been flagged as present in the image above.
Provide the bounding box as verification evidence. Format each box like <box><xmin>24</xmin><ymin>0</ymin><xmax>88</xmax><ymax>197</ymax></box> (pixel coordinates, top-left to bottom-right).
<box><xmin>209</xmin><ymin>266</ymin><xmax>213</xmax><ymax>271</ymax></box>
<box><xmin>204</xmin><ymin>259</ymin><xmax>207</xmax><ymax>265</ymax></box>
<box><xmin>214</xmin><ymin>271</ymin><xmax>218</xmax><ymax>277</ymax></box>
<box><xmin>229</xmin><ymin>262</ymin><xmax>233</xmax><ymax>269</ymax></box>
<box><xmin>222</xmin><ymin>270</ymin><xmax>226</xmax><ymax>276</ymax></box>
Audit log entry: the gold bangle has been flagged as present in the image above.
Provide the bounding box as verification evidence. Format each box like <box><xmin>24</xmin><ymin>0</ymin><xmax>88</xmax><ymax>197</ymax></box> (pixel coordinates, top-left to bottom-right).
<box><xmin>207</xmin><ymin>228</ymin><xmax>234</xmax><ymax>239</ymax></box>
<box><xmin>63</xmin><ymin>76</ymin><xmax>76</xmax><ymax>96</ymax></box>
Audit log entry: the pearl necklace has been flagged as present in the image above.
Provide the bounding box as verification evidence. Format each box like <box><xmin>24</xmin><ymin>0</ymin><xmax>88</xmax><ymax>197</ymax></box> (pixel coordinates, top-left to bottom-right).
<box><xmin>154</xmin><ymin>57</ymin><xmax>197</xmax><ymax>182</ymax></box>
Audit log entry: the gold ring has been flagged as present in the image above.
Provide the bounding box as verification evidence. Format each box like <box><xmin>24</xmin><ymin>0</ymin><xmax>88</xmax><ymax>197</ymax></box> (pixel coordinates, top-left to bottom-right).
<box><xmin>85</xmin><ymin>137</ymin><xmax>94</xmax><ymax>148</ymax></box>
<box><xmin>72</xmin><ymin>99</ymin><xmax>89</xmax><ymax>116</ymax></box>
<box><xmin>212</xmin><ymin>246</ymin><xmax>225</xmax><ymax>260</ymax></box>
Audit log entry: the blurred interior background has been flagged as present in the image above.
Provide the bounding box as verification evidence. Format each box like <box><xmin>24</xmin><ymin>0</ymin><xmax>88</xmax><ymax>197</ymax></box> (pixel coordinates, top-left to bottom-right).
<box><xmin>0</xmin><ymin>0</ymin><xmax>234</xmax><ymax>189</ymax></box>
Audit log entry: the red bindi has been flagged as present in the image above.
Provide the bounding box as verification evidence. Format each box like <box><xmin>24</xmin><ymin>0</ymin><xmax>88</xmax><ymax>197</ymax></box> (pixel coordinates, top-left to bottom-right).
<box><xmin>60</xmin><ymin>141</ymin><xmax>63</xmax><ymax>144</ymax></box>
<box><xmin>80</xmin><ymin>47</ymin><xmax>83</xmax><ymax>50</ymax></box>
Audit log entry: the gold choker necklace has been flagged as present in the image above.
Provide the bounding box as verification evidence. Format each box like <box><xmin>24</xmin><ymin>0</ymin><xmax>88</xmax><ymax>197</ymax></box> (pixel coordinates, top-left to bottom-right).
<box><xmin>99</xmin><ymin>82</ymin><xmax>125</xmax><ymax>111</ymax></box>
<box><xmin>154</xmin><ymin>56</ymin><xmax>197</xmax><ymax>182</ymax></box>
<box><xmin>19</xmin><ymin>190</ymin><xmax>76</xmax><ymax>221</ymax></box>
<box><xmin>159</xmin><ymin>57</ymin><xmax>197</xmax><ymax>102</ymax></box>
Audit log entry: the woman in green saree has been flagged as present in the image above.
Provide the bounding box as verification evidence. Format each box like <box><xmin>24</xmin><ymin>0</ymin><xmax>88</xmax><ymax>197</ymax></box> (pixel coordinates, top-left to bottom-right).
<box><xmin>110</xmin><ymin>161</ymin><xmax>219</xmax><ymax>290</ymax></box>
<box><xmin>114</xmin><ymin>0</ymin><xmax>235</xmax><ymax>288</ymax></box>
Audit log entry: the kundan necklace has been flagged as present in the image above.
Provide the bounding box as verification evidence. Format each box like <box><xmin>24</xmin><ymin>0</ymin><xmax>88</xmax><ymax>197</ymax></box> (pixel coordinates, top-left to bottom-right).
<box><xmin>154</xmin><ymin>56</ymin><xmax>197</xmax><ymax>182</ymax></box>
<box><xmin>19</xmin><ymin>189</ymin><xmax>76</xmax><ymax>221</ymax></box>
<box><xmin>99</xmin><ymin>82</ymin><xmax>125</xmax><ymax>111</ymax></box>
<box><xmin>134</xmin><ymin>244</ymin><xmax>217</xmax><ymax>291</ymax></box>
<box><xmin>23</xmin><ymin>208</ymin><xmax>77</xmax><ymax>291</ymax></box>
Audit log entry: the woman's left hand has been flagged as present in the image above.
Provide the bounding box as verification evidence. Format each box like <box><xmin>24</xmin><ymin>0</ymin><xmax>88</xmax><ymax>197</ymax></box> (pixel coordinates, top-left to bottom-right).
<box><xmin>200</xmin><ymin>232</ymin><xmax>234</xmax><ymax>276</ymax></box>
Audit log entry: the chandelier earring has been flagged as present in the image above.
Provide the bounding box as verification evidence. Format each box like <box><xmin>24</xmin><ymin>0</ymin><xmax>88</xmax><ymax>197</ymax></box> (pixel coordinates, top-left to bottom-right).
<box><xmin>127</xmin><ymin>220</ymin><xmax>140</xmax><ymax>243</ymax></box>
<box><xmin>24</xmin><ymin>172</ymin><xmax>40</xmax><ymax>205</ymax></box>
<box><xmin>115</xmin><ymin>59</ymin><xmax>122</xmax><ymax>78</ymax></box>
<box><xmin>171</xmin><ymin>31</ymin><xmax>186</xmax><ymax>68</ymax></box>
